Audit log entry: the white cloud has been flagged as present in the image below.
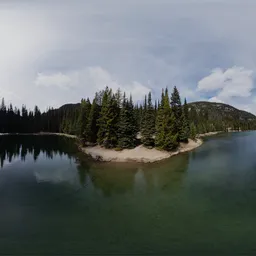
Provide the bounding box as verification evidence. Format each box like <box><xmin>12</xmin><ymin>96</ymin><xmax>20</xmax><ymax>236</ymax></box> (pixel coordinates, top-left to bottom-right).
<box><xmin>197</xmin><ymin>68</ymin><xmax>227</xmax><ymax>92</ymax></box>
<box><xmin>35</xmin><ymin>67</ymin><xmax>151</xmax><ymax>102</ymax></box>
<box><xmin>197</xmin><ymin>66</ymin><xmax>256</xmax><ymax>113</ymax></box>
<box><xmin>0</xmin><ymin>3</ymin><xmax>66</xmax><ymax>109</ymax></box>
<box><xmin>35</xmin><ymin>73</ymin><xmax>73</xmax><ymax>89</ymax></box>
<box><xmin>2</xmin><ymin>0</ymin><xmax>256</xmax><ymax>113</ymax></box>
<box><xmin>218</xmin><ymin>67</ymin><xmax>254</xmax><ymax>98</ymax></box>
<box><xmin>197</xmin><ymin>66</ymin><xmax>254</xmax><ymax>100</ymax></box>
<box><xmin>208</xmin><ymin>96</ymin><xmax>224</xmax><ymax>103</ymax></box>
<box><xmin>34</xmin><ymin>165</ymin><xmax>79</xmax><ymax>185</ymax></box>
<box><xmin>198</xmin><ymin>67</ymin><xmax>254</xmax><ymax>96</ymax></box>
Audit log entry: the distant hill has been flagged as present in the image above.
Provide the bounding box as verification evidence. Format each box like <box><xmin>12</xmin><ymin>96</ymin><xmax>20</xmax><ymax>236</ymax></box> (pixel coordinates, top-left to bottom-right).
<box><xmin>58</xmin><ymin>103</ymin><xmax>80</xmax><ymax>111</ymax></box>
<box><xmin>188</xmin><ymin>101</ymin><xmax>256</xmax><ymax>122</ymax></box>
<box><xmin>55</xmin><ymin>101</ymin><xmax>256</xmax><ymax>123</ymax></box>
<box><xmin>54</xmin><ymin>101</ymin><xmax>256</xmax><ymax>123</ymax></box>
<box><xmin>44</xmin><ymin>100</ymin><xmax>256</xmax><ymax>134</ymax></box>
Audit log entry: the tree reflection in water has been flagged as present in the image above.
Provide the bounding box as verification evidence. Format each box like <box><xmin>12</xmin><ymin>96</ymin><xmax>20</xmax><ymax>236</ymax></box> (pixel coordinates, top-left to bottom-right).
<box><xmin>77</xmin><ymin>153</ymin><xmax>190</xmax><ymax>197</ymax></box>
<box><xmin>0</xmin><ymin>135</ymin><xmax>78</xmax><ymax>168</ymax></box>
<box><xmin>0</xmin><ymin>134</ymin><xmax>190</xmax><ymax>199</ymax></box>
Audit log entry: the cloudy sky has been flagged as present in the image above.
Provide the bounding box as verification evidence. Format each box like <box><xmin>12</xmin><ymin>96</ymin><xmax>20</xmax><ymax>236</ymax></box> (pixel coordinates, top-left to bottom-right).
<box><xmin>1</xmin><ymin>0</ymin><xmax>256</xmax><ymax>112</ymax></box>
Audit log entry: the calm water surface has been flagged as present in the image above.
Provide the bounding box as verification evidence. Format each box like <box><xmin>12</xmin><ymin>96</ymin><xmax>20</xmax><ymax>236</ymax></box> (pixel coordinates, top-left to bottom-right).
<box><xmin>1</xmin><ymin>133</ymin><xmax>256</xmax><ymax>255</ymax></box>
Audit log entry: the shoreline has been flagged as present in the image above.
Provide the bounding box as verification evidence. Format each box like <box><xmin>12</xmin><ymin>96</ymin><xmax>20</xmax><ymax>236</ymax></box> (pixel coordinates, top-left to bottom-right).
<box><xmin>81</xmin><ymin>138</ymin><xmax>203</xmax><ymax>163</ymax></box>
<box><xmin>82</xmin><ymin>131</ymin><xmax>225</xmax><ymax>163</ymax></box>
<box><xmin>198</xmin><ymin>131</ymin><xmax>223</xmax><ymax>138</ymax></box>
<box><xmin>0</xmin><ymin>132</ymin><xmax>78</xmax><ymax>139</ymax></box>
<box><xmin>0</xmin><ymin>131</ymin><xmax>227</xmax><ymax>163</ymax></box>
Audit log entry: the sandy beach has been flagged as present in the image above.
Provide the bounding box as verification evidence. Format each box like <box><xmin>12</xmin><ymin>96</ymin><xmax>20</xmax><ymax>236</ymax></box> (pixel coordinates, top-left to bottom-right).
<box><xmin>81</xmin><ymin>138</ymin><xmax>203</xmax><ymax>163</ymax></box>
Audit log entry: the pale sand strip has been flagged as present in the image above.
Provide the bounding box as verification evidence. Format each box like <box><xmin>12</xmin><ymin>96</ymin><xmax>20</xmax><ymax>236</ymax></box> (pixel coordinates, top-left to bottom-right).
<box><xmin>82</xmin><ymin>138</ymin><xmax>203</xmax><ymax>163</ymax></box>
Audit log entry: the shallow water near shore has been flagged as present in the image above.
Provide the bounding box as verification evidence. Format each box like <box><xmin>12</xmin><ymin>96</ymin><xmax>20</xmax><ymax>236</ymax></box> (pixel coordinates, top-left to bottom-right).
<box><xmin>1</xmin><ymin>132</ymin><xmax>256</xmax><ymax>255</ymax></box>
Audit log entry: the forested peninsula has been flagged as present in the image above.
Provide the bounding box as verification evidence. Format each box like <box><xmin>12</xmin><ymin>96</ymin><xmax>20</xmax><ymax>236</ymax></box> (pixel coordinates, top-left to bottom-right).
<box><xmin>1</xmin><ymin>86</ymin><xmax>256</xmax><ymax>162</ymax></box>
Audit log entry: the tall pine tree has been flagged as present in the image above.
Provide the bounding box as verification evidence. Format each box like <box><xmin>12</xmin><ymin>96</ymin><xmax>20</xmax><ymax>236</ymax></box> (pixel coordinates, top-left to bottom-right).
<box><xmin>97</xmin><ymin>88</ymin><xmax>119</xmax><ymax>148</ymax></box>
<box><xmin>179</xmin><ymin>98</ymin><xmax>190</xmax><ymax>142</ymax></box>
<box><xmin>97</xmin><ymin>87</ymin><xmax>110</xmax><ymax>145</ymax></box>
<box><xmin>117</xmin><ymin>93</ymin><xmax>137</xmax><ymax>149</ymax></box>
<box><xmin>155</xmin><ymin>89</ymin><xmax>165</xmax><ymax>148</ymax></box>
<box><xmin>190</xmin><ymin>122</ymin><xmax>197</xmax><ymax>140</ymax></box>
<box><xmin>155</xmin><ymin>88</ymin><xmax>178</xmax><ymax>150</ymax></box>
<box><xmin>171</xmin><ymin>86</ymin><xmax>183</xmax><ymax>142</ymax></box>
<box><xmin>77</xmin><ymin>98</ymin><xmax>91</xmax><ymax>137</ymax></box>
<box><xmin>86</xmin><ymin>96</ymin><xmax>100</xmax><ymax>143</ymax></box>
<box><xmin>141</xmin><ymin>92</ymin><xmax>155</xmax><ymax>147</ymax></box>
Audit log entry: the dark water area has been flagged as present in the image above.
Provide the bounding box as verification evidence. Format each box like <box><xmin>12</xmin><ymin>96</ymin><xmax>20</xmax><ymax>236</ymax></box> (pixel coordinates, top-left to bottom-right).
<box><xmin>1</xmin><ymin>133</ymin><xmax>256</xmax><ymax>255</ymax></box>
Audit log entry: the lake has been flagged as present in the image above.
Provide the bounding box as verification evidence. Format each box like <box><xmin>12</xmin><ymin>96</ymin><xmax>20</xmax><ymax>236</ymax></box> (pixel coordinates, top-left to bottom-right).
<box><xmin>1</xmin><ymin>133</ymin><xmax>256</xmax><ymax>255</ymax></box>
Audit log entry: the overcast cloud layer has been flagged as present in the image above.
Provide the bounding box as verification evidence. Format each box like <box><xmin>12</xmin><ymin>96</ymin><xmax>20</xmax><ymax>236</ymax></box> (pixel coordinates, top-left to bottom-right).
<box><xmin>1</xmin><ymin>0</ymin><xmax>256</xmax><ymax>112</ymax></box>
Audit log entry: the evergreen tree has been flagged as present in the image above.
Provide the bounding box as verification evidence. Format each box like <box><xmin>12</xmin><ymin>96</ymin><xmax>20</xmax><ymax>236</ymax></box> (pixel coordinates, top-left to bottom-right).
<box><xmin>155</xmin><ymin>88</ymin><xmax>178</xmax><ymax>150</ymax></box>
<box><xmin>133</xmin><ymin>104</ymin><xmax>140</xmax><ymax>133</ymax></box>
<box><xmin>117</xmin><ymin>93</ymin><xmax>137</xmax><ymax>149</ymax></box>
<box><xmin>190</xmin><ymin>123</ymin><xmax>197</xmax><ymax>140</ymax></box>
<box><xmin>180</xmin><ymin>98</ymin><xmax>190</xmax><ymax>142</ymax></box>
<box><xmin>97</xmin><ymin>88</ymin><xmax>119</xmax><ymax>148</ymax></box>
<box><xmin>164</xmin><ymin>110</ymin><xmax>178</xmax><ymax>150</ymax></box>
<box><xmin>1</xmin><ymin>98</ymin><xmax>6</xmax><ymax>112</ymax></box>
<box><xmin>21</xmin><ymin>105</ymin><xmax>28</xmax><ymax>133</ymax></box>
<box><xmin>155</xmin><ymin>89</ymin><xmax>165</xmax><ymax>148</ymax></box>
<box><xmin>86</xmin><ymin>96</ymin><xmax>100</xmax><ymax>143</ymax></box>
<box><xmin>28</xmin><ymin>110</ymin><xmax>34</xmax><ymax>132</ymax></box>
<box><xmin>183</xmin><ymin>99</ymin><xmax>189</xmax><ymax>119</ymax></box>
<box><xmin>170</xmin><ymin>86</ymin><xmax>183</xmax><ymax>142</ymax></box>
<box><xmin>97</xmin><ymin>87</ymin><xmax>111</xmax><ymax>145</ymax></box>
<box><xmin>128</xmin><ymin>95</ymin><xmax>137</xmax><ymax>140</ymax></box>
<box><xmin>0</xmin><ymin>98</ymin><xmax>6</xmax><ymax>132</ymax></box>
<box><xmin>115</xmin><ymin>88</ymin><xmax>122</xmax><ymax>108</ymax></box>
<box><xmin>140</xmin><ymin>95</ymin><xmax>147</xmax><ymax>137</ymax></box>
<box><xmin>161</xmin><ymin>88</ymin><xmax>178</xmax><ymax>150</ymax></box>
<box><xmin>104</xmin><ymin>93</ymin><xmax>119</xmax><ymax>148</ymax></box>
<box><xmin>77</xmin><ymin>98</ymin><xmax>91</xmax><ymax>137</ymax></box>
<box><xmin>147</xmin><ymin>92</ymin><xmax>155</xmax><ymax>134</ymax></box>
<box><xmin>7</xmin><ymin>104</ymin><xmax>14</xmax><ymax>133</ymax></box>
<box><xmin>154</xmin><ymin>100</ymin><xmax>158</xmax><ymax>125</ymax></box>
<box><xmin>141</xmin><ymin>92</ymin><xmax>155</xmax><ymax>147</ymax></box>
<box><xmin>34</xmin><ymin>105</ymin><xmax>41</xmax><ymax>132</ymax></box>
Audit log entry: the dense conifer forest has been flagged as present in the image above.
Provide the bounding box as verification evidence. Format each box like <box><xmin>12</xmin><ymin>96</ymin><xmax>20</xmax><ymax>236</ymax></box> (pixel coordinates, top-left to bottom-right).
<box><xmin>1</xmin><ymin>86</ymin><xmax>256</xmax><ymax>151</ymax></box>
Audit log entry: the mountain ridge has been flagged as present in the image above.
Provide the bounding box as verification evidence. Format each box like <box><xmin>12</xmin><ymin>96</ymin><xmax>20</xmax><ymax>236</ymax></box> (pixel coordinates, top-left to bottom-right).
<box><xmin>56</xmin><ymin>101</ymin><xmax>256</xmax><ymax>121</ymax></box>
<box><xmin>187</xmin><ymin>101</ymin><xmax>256</xmax><ymax>121</ymax></box>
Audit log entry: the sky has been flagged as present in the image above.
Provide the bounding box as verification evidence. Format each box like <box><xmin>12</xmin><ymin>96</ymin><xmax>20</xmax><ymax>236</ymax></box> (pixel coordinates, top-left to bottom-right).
<box><xmin>1</xmin><ymin>0</ymin><xmax>256</xmax><ymax>113</ymax></box>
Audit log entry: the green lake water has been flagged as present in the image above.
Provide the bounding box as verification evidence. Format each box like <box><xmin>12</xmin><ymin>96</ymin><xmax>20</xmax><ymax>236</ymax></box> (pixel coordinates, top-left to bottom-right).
<box><xmin>1</xmin><ymin>133</ymin><xmax>256</xmax><ymax>255</ymax></box>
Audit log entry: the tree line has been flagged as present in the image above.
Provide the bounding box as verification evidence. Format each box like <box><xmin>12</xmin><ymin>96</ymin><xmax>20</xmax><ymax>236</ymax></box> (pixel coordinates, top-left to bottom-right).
<box><xmin>1</xmin><ymin>86</ymin><xmax>256</xmax><ymax>151</ymax></box>
<box><xmin>61</xmin><ymin>86</ymin><xmax>191</xmax><ymax>150</ymax></box>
